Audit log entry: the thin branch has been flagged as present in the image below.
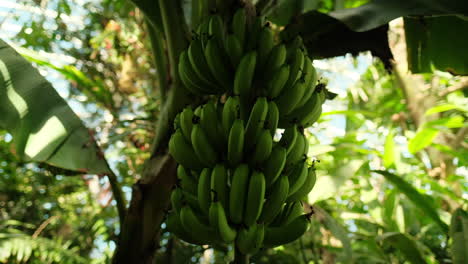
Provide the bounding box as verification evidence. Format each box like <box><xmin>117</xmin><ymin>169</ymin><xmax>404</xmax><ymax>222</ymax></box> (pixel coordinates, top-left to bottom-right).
<box><xmin>452</xmin><ymin>127</ymin><xmax>468</xmax><ymax>148</ymax></box>
<box><xmin>32</xmin><ymin>215</ymin><xmax>59</xmax><ymax>238</ymax></box>
<box><xmin>106</xmin><ymin>169</ymin><xmax>127</xmax><ymax>226</ymax></box>
<box><xmin>438</xmin><ymin>78</ymin><xmax>468</xmax><ymax>97</ymax></box>
<box><xmin>146</xmin><ymin>21</ymin><xmax>169</xmax><ymax>100</ymax></box>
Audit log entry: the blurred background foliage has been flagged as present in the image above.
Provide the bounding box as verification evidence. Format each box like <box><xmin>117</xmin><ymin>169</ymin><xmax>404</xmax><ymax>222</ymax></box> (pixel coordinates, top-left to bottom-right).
<box><xmin>0</xmin><ymin>0</ymin><xmax>466</xmax><ymax>263</ymax></box>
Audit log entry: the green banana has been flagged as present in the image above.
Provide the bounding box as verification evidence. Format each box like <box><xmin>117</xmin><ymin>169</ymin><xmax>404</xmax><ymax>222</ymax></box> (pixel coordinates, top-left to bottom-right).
<box><xmin>260</xmin><ymin>175</ymin><xmax>289</xmax><ymax>223</ymax></box>
<box><xmin>296</xmin><ymin>57</ymin><xmax>317</xmax><ymax>108</ymax></box>
<box><xmin>222</xmin><ymin>96</ymin><xmax>240</xmax><ymax>135</ymax></box>
<box><xmin>169</xmin><ymin>130</ymin><xmax>203</xmax><ymax>170</ymax></box>
<box><xmin>233</xmin><ymin>51</ymin><xmax>257</xmax><ymax>97</ymax></box>
<box><xmin>181</xmin><ymin>189</ymin><xmax>202</xmax><ymax>213</ymax></box>
<box><xmin>282</xmin><ymin>202</ymin><xmax>304</xmax><ymax>225</ymax></box>
<box><xmin>229</xmin><ymin>164</ymin><xmax>249</xmax><ymax>224</ymax></box>
<box><xmin>174</xmin><ymin>112</ymin><xmax>181</xmax><ymax>130</ymax></box>
<box><xmin>166</xmin><ymin>211</ymin><xmax>207</xmax><ymax>245</ymax></box>
<box><xmin>232</xmin><ymin>8</ymin><xmax>246</xmax><ymax>49</ymax></box>
<box><xmin>257</xmin><ymin>26</ymin><xmax>275</xmax><ymax>70</ymax></box>
<box><xmin>171</xmin><ymin>187</ymin><xmax>184</xmax><ymax>212</ymax></box>
<box><xmin>211</xmin><ymin>201</ymin><xmax>237</xmax><ymax>243</ymax></box>
<box><xmin>275</xmin><ymin>79</ymin><xmax>306</xmax><ymax>115</ymax></box>
<box><xmin>265</xmin><ymin>101</ymin><xmax>279</xmax><ymax>136</ymax></box>
<box><xmin>263</xmin><ymin>44</ymin><xmax>287</xmax><ymax>77</ymax></box>
<box><xmin>251</xmin><ymin>129</ymin><xmax>273</xmax><ymax>164</ymax></box>
<box><xmin>271</xmin><ymin>201</ymin><xmax>304</xmax><ymax>227</ymax></box>
<box><xmin>264</xmin><ymin>214</ymin><xmax>310</xmax><ymax>248</ymax></box>
<box><xmin>191</xmin><ymin>124</ymin><xmax>218</xmax><ymax>167</ymax></box>
<box><xmin>263</xmin><ymin>145</ymin><xmax>287</xmax><ymax>187</ymax></box>
<box><xmin>180</xmin><ymin>206</ymin><xmax>220</xmax><ymax>243</ymax></box>
<box><xmin>208</xmin><ymin>14</ymin><xmax>225</xmax><ymax>46</ymax></box>
<box><xmin>244</xmin><ymin>171</ymin><xmax>266</xmax><ymax>226</ymax></box>
<box><xmin>286</xmin><ymin>132</ymin><xmax>306</xmax><ymax>167</ymax></box>
<box><xmin>245</xmin><ymin>97</ymin><xmax>268</xmax><ymax>147</ymax></box>
<box><xmin>178</xmin><ymin>51</ymin><xmax>212</xmax><ymax>95</ymax></box>
<box><xmin>236</xmin><ymin>223</ymin><xmax>264</xmax><ymax>255</ymax></box>
<box><xmin>286</xmin><ymin>167</ymin><xmax>316</xmax><ymax>202</ymax></box>
<box><xmin>278</xmin><ymin>125</ymin><xmax>298</xmax><ymax>155</ymax></box>
<box><xmin>177</xmin><ymin>165</ymin><xmax>198</xmax><ymax>195</ymax></box>
<box><xmin>211</xmin><ymin>164</ymin><xmax>228</xmax><ymax>210</ymax></box>
<box><xmin>225</xmin><ymin>34</ymin><xmax>243</xmax><ymax>67</ymax></box>
<box><xmin>286</xmin><ymin>35</ymin><xmax>304</xmax><ymax>58</ymax></box>
<box><xmin>196</xmin><ymin>18</ymin><xmax>211</xmax><ymax>48</ymax></box>
<box><xmin>281</xmin><ymin>91</ymin><xmax>322</xmax><ymax>128</ymax></box>
<box><xmin>283</xmin><ymin>48</ymin><xmax>305</xmax><ymax>90</ymax></box>
<box><xmin>205</xmin><ymin>38</ymin><xmax>232</xmax><ymax>89</ymax></box>
<box><xmin>188</xmin><ymin>39</ymin><xmax>217</xmax><ymax>85</ymax></box>
<box><xmin>197</xmin><ymin>167</ymin><xmax>212</xmax><ymax>214</ymax></box>
<box><xmin>266</xmin><ymin>65</ymin><xmax>290</xmax><ymax>99</ymax></box>
<box><xmin>200</xmin><ymin>101</ymin><xmax>224</xmax><ymax>152</ymax></box>
<box><xmin>180</xmin><ymin>107</ymin><xmax>194</xmax><ymax>142</ymax></box>
<box><xmin>227</xmin><ymin>119</ymin><xmax>245</xmax><ymax>166</ymax></box>
<box><xmin>287</xmin><ymin>161</ymin><xmax>308</xmax><ymax>196</ymax></box>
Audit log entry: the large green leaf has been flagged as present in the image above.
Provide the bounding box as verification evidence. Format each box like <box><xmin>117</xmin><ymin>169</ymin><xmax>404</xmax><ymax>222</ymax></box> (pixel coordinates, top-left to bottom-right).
<box><xmin>450</xmin><ymin>208</ymin><xmax>468</xmax><ymax>264</ymax></box>
<box><xmin>379</xmin><ymin>232</ymin><xmax>426</xmax><ymax>264</ymax></box>
<box><xmin>329</xmin><ymin>0</ymin><xmax>468</xmax><ymax>32</ymax></box>
<box><xmin>405</xmin><ymin>16</ymin><xmax>468</xmax><ymax>75</ymax></box>
<box><xmin>373</xmin><ymin>170</ymin><xmax>449</xmax><ymax>232</ymax></box>
<box><xmin>0</xmin><ymin>39</ymin><xmax>110</xmax><ymax>174</ymax></box>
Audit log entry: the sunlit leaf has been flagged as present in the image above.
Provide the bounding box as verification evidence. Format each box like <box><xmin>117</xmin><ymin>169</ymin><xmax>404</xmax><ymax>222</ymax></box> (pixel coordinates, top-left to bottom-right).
<box><xmin>408</xmin><ymin>127</ymin><xmax>439</xmax><ymax>154</ymax></box>
<box><xmin>0</xmin><ymin>39</ymin><xmax>110</xmax><ymax>174</ymax></box>
<box><xmin>373</xmin><ymin>170</ymin><xmax>449</xmax><ymax>232</ymax></box>
<box><xmin>321</xmin><ymin>110</ymin><xmax>377</xmax><ymax>117</ymax></box>
<box><xmin>425</xmin><ymin>116</ymin><xmax>466</xmax><ymax>129</ymax></box>
<box><xmin>309</xmin><ymin>160</ymin><xmax>364</xmax><ymax>203</ymax></box>
<box><xmin>383</xmin><ymin>130</ymin><xmax>396</xmax><ymax>167</ymax></box>
<box><xmin>425</xmin><ymin>104</ymin><xmax>467</xmax><ymax>115</ymax></box>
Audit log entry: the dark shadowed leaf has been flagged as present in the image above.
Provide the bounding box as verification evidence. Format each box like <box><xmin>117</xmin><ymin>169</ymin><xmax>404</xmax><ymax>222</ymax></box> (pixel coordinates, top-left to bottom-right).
<box><xmin>405</xmin><ymin>16</ymin><xmax>468</xmax><ymax>75</ymax></box>
<box><xmin>373</xmin><ymin>170</ymin><xmax>449</xmax><ymax>232</ymax></box>
<box><xmin>0</xmin><ymin>39</ymin><xmax>110</xmax><ymax>174</ymax></box>
<box><xmin>329</xmin><ymin>0</ymin><xmax>468</xmax><ymax>32</ymax></box>
<box><xmin>281</xmin><ymin>11</ymin><xmax>393</xmax><ymax>69</ymax></box>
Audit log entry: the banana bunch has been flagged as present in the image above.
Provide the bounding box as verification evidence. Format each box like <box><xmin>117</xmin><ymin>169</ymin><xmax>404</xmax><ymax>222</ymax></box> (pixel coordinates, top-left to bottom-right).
<box><xmin>168</xmin><ymin>8</ymin><xmax>329</xmax><ymax>255</ymax></box>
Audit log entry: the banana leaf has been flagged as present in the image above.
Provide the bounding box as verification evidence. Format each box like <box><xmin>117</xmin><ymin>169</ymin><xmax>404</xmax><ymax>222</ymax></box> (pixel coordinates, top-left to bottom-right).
<box><xmin>0</xmin><ymin>39</ymin><xmax>110</xmax><ymax>175</ymax></box>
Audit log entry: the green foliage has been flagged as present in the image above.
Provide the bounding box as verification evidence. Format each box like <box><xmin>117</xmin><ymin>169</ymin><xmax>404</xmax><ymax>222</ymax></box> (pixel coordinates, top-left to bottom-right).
<box><xmin>1</xmin><ymin>0</ymin><xmax>467</xmax><ymax>263</ymax></box>
<box><xmin>0</xmin><ymin>40</ymin><xmax>110</xmax><ymax>174</ymax></box>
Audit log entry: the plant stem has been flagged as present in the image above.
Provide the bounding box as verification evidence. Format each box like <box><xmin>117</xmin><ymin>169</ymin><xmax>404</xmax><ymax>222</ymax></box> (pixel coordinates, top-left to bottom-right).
<box><xmin>146</xmin><ymin>21</ymin><xmax>169</xmax><ymax>101</ymax></box>
<box><xmin>106</xmin><ymin>169</ymin><xmax>127</xmax><ymax>226</ymax></box>
<box><xmin>233</xmin><ymin>247</ymin><xmax>249</xmax><ymax>264</ymax></box>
